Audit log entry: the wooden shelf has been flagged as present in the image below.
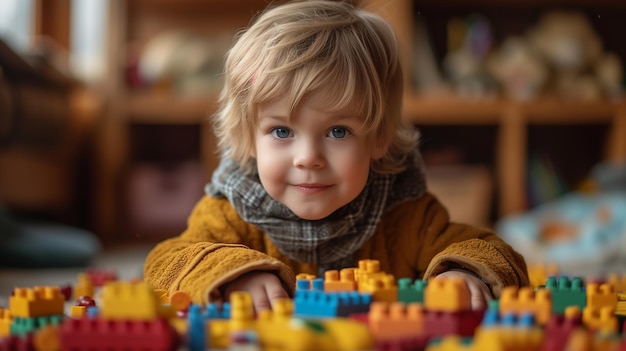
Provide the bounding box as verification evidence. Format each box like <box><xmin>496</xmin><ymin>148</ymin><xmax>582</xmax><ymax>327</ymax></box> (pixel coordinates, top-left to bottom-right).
<box><xmin>125</xmin><ymin>93</ymin><xmax>218</xmax><ymax>124</ymax></box>
<box><xmin>404</xmin><ymin>94</ymin><xmax>624</xmax><ymax>125</ymax></box>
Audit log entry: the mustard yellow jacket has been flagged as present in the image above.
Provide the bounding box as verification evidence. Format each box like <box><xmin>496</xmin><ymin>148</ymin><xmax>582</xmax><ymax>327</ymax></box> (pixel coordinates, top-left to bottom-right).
<box><xmin>144</xmin><ymin>192</ymin><xmax>529</xmax><ymax>304</ymax></box>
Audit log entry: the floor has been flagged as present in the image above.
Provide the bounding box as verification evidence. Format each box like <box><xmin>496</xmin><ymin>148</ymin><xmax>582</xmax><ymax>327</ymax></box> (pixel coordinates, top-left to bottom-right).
<box><xmin>0</xmin><ymin>243</ymin><xmax>154</xmax><ymax>307</ymax></box>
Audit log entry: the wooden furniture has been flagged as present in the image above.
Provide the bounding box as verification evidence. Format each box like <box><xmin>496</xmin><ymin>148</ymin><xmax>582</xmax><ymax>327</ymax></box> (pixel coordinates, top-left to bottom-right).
<box><xmin>96</xmin><ymin>0</ymin><xmax>626</xmax><ymax>242</ymax></box>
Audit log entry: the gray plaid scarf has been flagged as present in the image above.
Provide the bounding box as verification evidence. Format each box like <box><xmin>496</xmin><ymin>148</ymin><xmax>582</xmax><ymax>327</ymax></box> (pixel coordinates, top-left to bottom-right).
<box><xmin>205</xmin><ymin>149</ymin><xmax>426</xmax><ymax>272</ymax></box>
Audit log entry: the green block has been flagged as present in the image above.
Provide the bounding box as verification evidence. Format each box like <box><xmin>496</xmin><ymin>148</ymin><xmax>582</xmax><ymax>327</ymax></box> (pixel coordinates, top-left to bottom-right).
<box><xmin>545</xmin><ymin>276</ymin><xmax>586</xmax><ymax>314</ymax></box>
<box><xmin>397</xmin><ymin>278</ymin><xmax>427</xmax><ymax>304</ymax></box>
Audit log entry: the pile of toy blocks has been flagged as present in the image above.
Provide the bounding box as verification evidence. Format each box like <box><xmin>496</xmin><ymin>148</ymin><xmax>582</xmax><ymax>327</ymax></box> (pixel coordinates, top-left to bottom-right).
<box><xmin>0</xmin><ymin>261</ymin><xmax>625</xmax><ymax>351</ymax></box>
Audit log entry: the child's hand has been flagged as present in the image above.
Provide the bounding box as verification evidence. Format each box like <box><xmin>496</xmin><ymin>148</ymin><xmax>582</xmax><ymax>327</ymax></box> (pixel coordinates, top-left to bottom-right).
<box><xmin>222</xmin><ymin>270</ymin><xmax>289</xmax><ymax>312</ymax></box>
<box><xmin>434</xmin><ymin>270</ymin><xmax>492</xmax><ymax>310</ymax></box>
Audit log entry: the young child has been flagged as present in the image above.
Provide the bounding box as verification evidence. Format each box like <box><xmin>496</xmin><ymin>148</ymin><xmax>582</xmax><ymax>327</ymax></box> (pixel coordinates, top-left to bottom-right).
<box><xmin>144</xmin><ymin>0</ymin><xmax>529</xmax><ymax>312</ymax></box>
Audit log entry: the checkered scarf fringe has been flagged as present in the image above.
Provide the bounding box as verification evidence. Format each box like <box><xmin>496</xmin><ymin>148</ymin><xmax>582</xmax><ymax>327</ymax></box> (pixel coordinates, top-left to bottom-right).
<box><xmin>206</xmin><ymin>149</ymin><xmax>426</xmax><ymax>272</ymax></box>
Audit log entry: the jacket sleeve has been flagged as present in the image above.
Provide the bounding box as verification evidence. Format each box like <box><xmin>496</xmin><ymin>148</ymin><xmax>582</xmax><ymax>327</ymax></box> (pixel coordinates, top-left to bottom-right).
<box><xmin>143</xmin><ymin>196</ymin><xmax>296</xmax><ymax>304</ymax></box>
<box><xmin>414</xmin><ymin>193</ymin><xmax>529</xmax><ymax>297</ymax></box>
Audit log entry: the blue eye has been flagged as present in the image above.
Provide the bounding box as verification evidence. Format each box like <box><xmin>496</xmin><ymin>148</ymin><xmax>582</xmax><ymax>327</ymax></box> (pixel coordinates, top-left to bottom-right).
<box><xmin>329</xmin><ymin>127</ymin><xmax>349</xmax><ymax>139</ymax></box>
<box><xmin>271</xmin><ymin>127</ymin><xmax>292</xmax><ymax>139</ymax></box>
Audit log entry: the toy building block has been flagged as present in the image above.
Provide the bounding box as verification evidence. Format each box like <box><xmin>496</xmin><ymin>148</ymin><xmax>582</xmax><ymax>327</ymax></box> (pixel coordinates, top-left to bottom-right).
<box><xmin>424</xmin><ymin>336</ymin><xmax>473</xmax><ymax>351</ymax></box>
<box><xmin>367</xmin><ymin>301</ymin><xmax>424</xmax><ymax>339</ymax></box>
<box><xmin>545</xmin><ymin>276</ymin><xmax>586</xmax><ymax>314</ymax></box>
<box><xmin>100</xmin><ymin>281</ymin><xmax>173</xmax><ymax>321</ymax></box>
<box><xmin>527</xmin><ymin>263</ymin><xmax>558</xmax><ymax>288</ymax></box>
<box><xmin>360</xmin><ymin>274</ymin><xmax>397</xmax><ymax>302</ymax></box>
<box><xmin>295</xmin><ymin>273</ymin><xmax>316</xmax><ymax>281</ymax></box>
<box><xmin>59</xmin><ymin>317</ymin><xmax>180</xmax><ymax>351</ymax></box>
<box><xmin>474</xmin><ymin>305</ymin><xmax>544</xmax><ymax>351</ymax></box>
<box><xmin>498</xmin><ymin>286</ymin><xmax>552</xmax><ymax>325</ymax></box>
<box><xmin>74</xmin><ymin>273</ymin><xmax>95</xmax><ymax>299</ymax></box>
<box><xmin>0</xmin><ymin>333</ymin><xmax>33</xmax><ymax>351</ymax></box>
<box><xmin>32</xmin><ymin>325</ymin><xmax>61</xmax><ymax>351</ymax></box>
<box><xmin>424</xmin><ymin>308</ymin><xmax>484</xmax><ymax>339</ymax></box>
<box><xmin>472</xmin><ymin>321</ymin><xmax>544</xmax><ymax>351</ymax></box>
<box><xmin>324</xmin><ymin>268</ymin><xmax>357</xmax><ymax>292</ymax></box>
<box><xmin>586</xmin><ymin>283</ymin><xmax>618</xmax><ymax>310</ymax></box>
<box><xmin>607</xmin><ymin>273</ymin><xmax>626</xmax><ymax>293</ymax></box>
<box><xmin>542</xmin><ymin>306</ymin><xmax>582</xmax><ymax>351</ymax></box>
<box><xmin>168</xmin><ymin>290</ymin><xmax>191</xmax><ymax>311</ymax></box>
<box><xmin>296</xmin><ymin>278</ymin><xmax>324</xmax><ymax>291</ymax></box>
<box><xmin>397</xmin><ymin>278</ymin><xmax>427</xmax><ymax>304</ymax></box>
<box><xmin>424</xmin><ymin>278</ymin><xmax>470</xmax><ymax>312</ymax></box>
<box><xmin>70</xmin><ymin>305</ymin><xmax>86</xmax><ymax>319</ymax></box>
<box><xmin>9</xmin><ymin>286</ymin><xmax>65</xmax><ymax>318</ymax></box>
<box><xmin>582</xmin><ymin>306</ymin><xmax>619</xmax><ymax>333</ymax></box>
<box><xmin>0</xmin><ymin>309</ymin><xmax>11</xmax><ymax>338</ymax></box>
<box><xmin>355</xmin><ymin>259</ymin><xmax>389</xmax><ymax>290</ymax></box>
<box><xmin>188</xmin><ymin>304</ymin><xmax>206</xmax><ymax>351</ymax></box>
<box><xmin>229</xmin><ymin>291</ymin><xmax>255</xmax><ymax>332</ymax></box>
<box><xmin>85</xmin><ymin>267</ymin><xmax>118</xmax><ymax>287</ymax></box>
<box><xmin>206</xmin><ymin>302</ymin><xmax>231</xmax><ymax>319</ymax></box>
<box><xmin>9</xmin><ymin>314</ymin><xmax>64</xmax><ymax>337</ymax></box>
<box><xmin>293</xmin><ymin>290</ymin><xmax>372</xmax><ymax>318</ymax></box>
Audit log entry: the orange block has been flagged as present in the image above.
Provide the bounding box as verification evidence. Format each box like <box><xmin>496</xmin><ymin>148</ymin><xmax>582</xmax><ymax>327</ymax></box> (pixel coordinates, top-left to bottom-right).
<box><xmin>361</xmin><ymin>274</ymin><xmax>397</xmax><ymax>302</ymax></box>
<box><xmin>425</xmin><ymin>278</ymin><xmax>470</xmax><ymax>312</ymax></box>
<box><xmin>324</xmin><ymin>269</ymin><xmax>357</xmax><ymax>292</ymax></box>
<box><xmin>368</xmin><ymin>301</ymin><xmax>424</xmax><ymax>339</ymax></box>
<box><xmin>582</xmin><ymin>306</ymin><xmax>618</xmax><ymax>333</ymax></box>
<box><xmin>9</xmin><ymin>286</ymin><xmax>65</xmax><ymax>318</ymax></box>
<box><xmin>0</xmin><ymin>308</ymin><xmax>11</xmax><ymax>337</ymax></box>
<box><xmin>586</xmin><ymin>283</ymin><xmax>618</xmax><ymax>310</ymax></box>
<box><xmin>499</xmin><ymin>286</ymin><xmax>552</xmax><ymax>325</ymax></box>
<box><xmin>607</xmin><ymin>274</ymin><xmax>626</xmax><ymax>294</ymax></box>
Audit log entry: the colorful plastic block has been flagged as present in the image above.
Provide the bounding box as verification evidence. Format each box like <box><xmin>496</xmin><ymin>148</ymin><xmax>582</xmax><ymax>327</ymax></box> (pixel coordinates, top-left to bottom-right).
<box><xmin>206</xmin><ymin>302</ymin><xmax>231</xmax><ymax>319</ymax></box>
<box><xmin>424</xmin><ymin>278</ymin><xmax>470</xmax><ymax>312</ymax></box>
<box><xmin>542</xmin><ymin>306</ymin><xmax>582</xmax><ymax>351</ymax></box>
<box><xmin>0</xmin><ymin>309</ymin><xmax>11</xmax><ymax>337</ymax></box>
<box><xmin>294</xmin><ymin>290</ymin><xmax>372</xmax><ymax>318</ymax></box>
<box><xmin>168</xmin><ymin>290</ymin><xmax>191</xmax><ymax>311</ymax></box>
<box><xmin>9</xmin><ymin>314</ymin><xmax>64</xmax><ymax>337</ymax></box>
<box><xmin>360</xmin><ymin>275</ymin><xmax>397</xmax><ymax>302</ymax></box>
<box><xmin>586</xmin><ymin>283</ymin><xmax>618</xmax><ymax>310</ymax></box>
<box><xmin>187</xmin><ymin>304</ymin><xmax>206</xmax><ymax>351</ymax></box>
<box><xmin>59</xmin><ymin>317</ymin><xmax>180</xmax><ymax>351</ymax></box>
<box><xmin>368</xmin><ymin>301</ymin><xmax>424</xmax><ymax>339</ymax></box>
<box><xmin>9</xmin><ymin>286</ymin><xmax>65</xmax><ymax>318</ymax></box>
<box><xmin>0</xmin><ymin>333</ymin><xmax>33</xmax><ymax>351</ymax></box>
<box><xmin>608</xmin><ymin>273</ymin><xmax>626</xmax><ymax>293</ymax></box>
<box><xmin>74</xmin><ymin>273</ymin><xmax>95</xmax><ymax>299</ymax></box>
<box><xmin>498</xmin><ymin>286</ymin><xmax>552</xmax><ymax>325</ymax></box>
<box><xmin>397</xmin><ymin>278</ymin><xmax>427</xmax><ymax>304</ymax></box>
<box><xmin>527</xmin><ymin>263</ymin><xmax>558</xmax><ymax>288</ymax></box>
<box><xmin>85</xmin><ymin>267</ymin><xmax>118</xmax><ymax>287</ymax></box>
<box><xmin>100</xmin><ymin>281</ymin><xmax>173</xmax><ymax>320</ymax></box>
<box><xmin>228</xmin><ymin>291</ymin><xmax>255</xmax><ymax>332</ymax></box>
<box><xmin>32</xmin><ymin>325</ymin><xmax>61</xmax><ymax>351</ymax></box>
<box><xmin>324</xmin><ymin>268</ymin><xmax>357</xmax><ymax>292</ymax></box>
<box><xmin>70</xmin><ymin>305</ymin><xmax>86</xmax><ymax>319</ymax></box>
<box><xmin>582</xmin><ymin>306</ymin><xmax>619</xmax><ymax>333</ymax></box>
<box><xmin>424</xmin><ymin>309</ymin><xmax>484</xmax><ymax>339</ymax></box>
<box><xmin>545</xmin><ymin>276</ymin><xmax>586</xmax><ymax>314</ymax></box>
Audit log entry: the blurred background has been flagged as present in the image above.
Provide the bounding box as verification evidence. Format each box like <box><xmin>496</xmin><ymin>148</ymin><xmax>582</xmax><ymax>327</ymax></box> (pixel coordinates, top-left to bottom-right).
<box><xmin>0</xmin><ymin>0</ymin><xmax>625</xmax><ymax>274</ymax></box>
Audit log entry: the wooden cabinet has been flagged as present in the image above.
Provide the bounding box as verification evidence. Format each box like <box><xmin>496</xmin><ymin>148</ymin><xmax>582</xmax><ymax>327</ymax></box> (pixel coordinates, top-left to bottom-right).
<box><xmin>96</xmin><ymin>0</ymin><xmax>278</xmax><ymax>242</ymax></box>
<box><xmin>95</xmin><ymin>0</ymin><xmax>626</xmax><ymax>242</ymax></box>
<box><xmin>367</xmin><ymin>0</ymin><xmax>626</xmax><ymax>219</ymax></box>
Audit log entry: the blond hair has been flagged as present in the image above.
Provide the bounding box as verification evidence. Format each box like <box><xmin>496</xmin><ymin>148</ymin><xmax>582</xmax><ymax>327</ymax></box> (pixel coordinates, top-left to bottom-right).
<box><xmin>213</xmin><ymin>0</ymin><xmax>418</xmax><ymax>174</ymax></box>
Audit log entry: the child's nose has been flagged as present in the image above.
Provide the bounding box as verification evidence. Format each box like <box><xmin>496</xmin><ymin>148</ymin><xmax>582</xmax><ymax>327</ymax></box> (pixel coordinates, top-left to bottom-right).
<box><xmin>293</xmin><ymin>140</ymin><xmax>325</xmax><ymax>169</ymax></box>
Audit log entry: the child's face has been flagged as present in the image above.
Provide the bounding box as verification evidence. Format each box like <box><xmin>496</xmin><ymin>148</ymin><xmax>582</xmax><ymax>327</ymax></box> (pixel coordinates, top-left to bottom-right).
<box><xmin>253</xmin><ymin>95</ymin><xmax>376</xmax><ymax>220</ymax></box>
